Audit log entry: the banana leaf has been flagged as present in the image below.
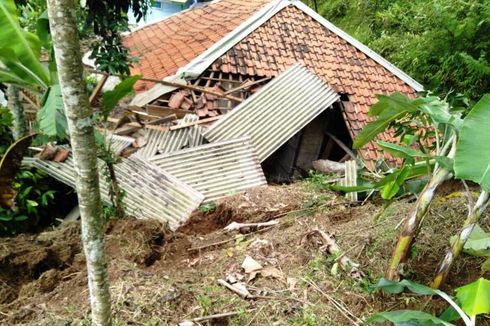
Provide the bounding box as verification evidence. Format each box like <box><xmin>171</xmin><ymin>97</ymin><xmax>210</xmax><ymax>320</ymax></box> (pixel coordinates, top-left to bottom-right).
<box><xmin>454</xmin><ymin>94</ymin><xmax>490</xmax><ymax>191</ymax></box>
<box><xmin>0</xmin><ymin>0</ymin><xmax>50</xmax><ymax>88</ymax></box>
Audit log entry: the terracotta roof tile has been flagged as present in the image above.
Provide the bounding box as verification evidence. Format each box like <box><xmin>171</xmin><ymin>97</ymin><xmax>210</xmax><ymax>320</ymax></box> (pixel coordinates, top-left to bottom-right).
<box><xmin>125</xmin><ymin>2</ymin><xmax>417</xmax><ymax>166</ymax></box>
<box><xmin>124</xmin><ymin>0</ymin><xmax>271</xmax><ymax>90</ymax></box>
<box><xmin>209</xmin><ymin>5</ymin><xmax>417</xmax><ymax>165</ymax></box>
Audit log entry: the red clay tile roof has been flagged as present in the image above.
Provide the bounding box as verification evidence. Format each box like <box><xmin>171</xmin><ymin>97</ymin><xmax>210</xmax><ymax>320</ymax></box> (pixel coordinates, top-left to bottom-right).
<box><xmin>209</xmin><ymin>5</ymin><xmax>417</xmax><ymax>166</ymax></box>
<box><xmin>124</xmin><ymin>0</ymin><xmax>271</xmax><ymax>91</ymax></box>
<box><xmin>124</xmin><ymin>1</ymin><xmax>418</xmax><ymax>166</ymax></box>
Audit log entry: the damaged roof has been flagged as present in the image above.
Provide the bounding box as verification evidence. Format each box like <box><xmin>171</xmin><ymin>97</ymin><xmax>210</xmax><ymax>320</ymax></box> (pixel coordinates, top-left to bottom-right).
<box><xmin>124</xmin><ymin>0</ymin><xmax>271</xmax><ymax>92</ymax></box>
<box><xmin>123</xmin><ymin>0</ymin><xmax>423</xmax><ymax>166</ymax></box>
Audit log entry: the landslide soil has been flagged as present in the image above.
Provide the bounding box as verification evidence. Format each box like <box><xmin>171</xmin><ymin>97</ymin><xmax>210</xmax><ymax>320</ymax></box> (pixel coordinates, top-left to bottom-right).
<box><xmin>1</xmin><ymin>181</ymin><xmax>489</xmax><ymax>325</ymax></box>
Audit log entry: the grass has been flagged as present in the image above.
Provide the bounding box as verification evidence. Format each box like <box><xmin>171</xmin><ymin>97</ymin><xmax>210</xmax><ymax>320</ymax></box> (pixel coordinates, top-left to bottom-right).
<box><xmin>3</xmin><ymin>181</ymin><xmax>490</xmax><ymax>325</ymax></box>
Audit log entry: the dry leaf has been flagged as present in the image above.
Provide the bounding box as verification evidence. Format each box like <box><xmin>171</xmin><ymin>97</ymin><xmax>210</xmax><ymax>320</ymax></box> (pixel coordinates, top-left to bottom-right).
<box><xmin>242</xmin><ymin>256</ymin><xmax>263</xmax><ymax>273</ymax></box>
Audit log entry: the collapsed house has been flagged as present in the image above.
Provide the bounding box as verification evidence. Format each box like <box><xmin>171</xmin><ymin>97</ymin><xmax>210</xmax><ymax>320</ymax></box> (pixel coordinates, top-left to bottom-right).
<box><xmin>26</xmin><ymin>0</ymin><xmax>423</xmax><ymax>230</ymax></box>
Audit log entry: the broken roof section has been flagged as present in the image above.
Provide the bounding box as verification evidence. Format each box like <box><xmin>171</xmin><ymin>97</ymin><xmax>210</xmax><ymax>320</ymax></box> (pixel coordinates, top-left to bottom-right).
<box><xmin>204</xmin><ymin>64</ymin><xmax>339</xmax><ymax>162</ymax></box>
<box><xmin>123</xmin><ymin>0</ymin><xmax>423</xmax><ymax>166</ymax></box>
<box><xmin>24</xmin><ymin>155</ymin><xmax>204</xmax><ymax>230</ymax></box>
<box><xmin>150</xmin><ymin>136</ymin><xmax>266</xmax><ymax>202</ymax></box>
<box><xmin>123</xmin><ymin>0</ymin><xmax>272</xmax><ymax>92</ymax></box>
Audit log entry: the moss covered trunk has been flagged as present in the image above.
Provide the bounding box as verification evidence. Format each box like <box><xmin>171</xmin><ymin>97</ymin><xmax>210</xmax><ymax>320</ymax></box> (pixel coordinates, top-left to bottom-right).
<box><xmin>6</xmin><ymin>85</ymin><xmax>27</xmax><ymax>139</ymax></box>
<box><xmin>47</xmin><ymin>0</ymin><xmax>112</xmax><ymax>324</ymax></box>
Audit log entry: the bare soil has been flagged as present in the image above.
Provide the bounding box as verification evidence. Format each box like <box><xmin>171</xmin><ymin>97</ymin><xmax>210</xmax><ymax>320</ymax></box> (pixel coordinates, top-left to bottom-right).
<box><xmin>0</xmin><ymin>180</ymin><xmax>489</xmax><ymax>325</ymax></box>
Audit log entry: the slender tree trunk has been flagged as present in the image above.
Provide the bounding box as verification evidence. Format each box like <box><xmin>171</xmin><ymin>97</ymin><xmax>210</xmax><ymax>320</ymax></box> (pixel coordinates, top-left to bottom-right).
<box><xmin>432</xmin><ymin>191</ymin><xmax>490</xmax><ymax>288</ymax></box>
<box><xmin>47</xmin><ymin>1</ymin><xmax>112</xmax><ymax>325</ymax></box>
<box><xmin>6</xmin><ymin>85</ymin><xmax>27</xmax><ymax>139</ymax></box>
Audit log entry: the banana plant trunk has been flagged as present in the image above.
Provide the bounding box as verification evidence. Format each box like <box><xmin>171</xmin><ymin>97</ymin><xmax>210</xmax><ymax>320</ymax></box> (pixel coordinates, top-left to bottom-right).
<box><xmin>385</xmin><ymin>164</ymin><xmax>453</xmax><ymax>280</ymax></box>
<box><xmin>432</xmin><ymin>191</ymin><xmax>490</xmax><ymax>288</ymax></box>
<box><xmin>6</xmin><ymin>85</ymin><xmax>27</xmax><ymax>139</ymax></box>
<box><xmin>47</xmin><ymin>0</ymin><xmax>112</xmax><ymax>325</ymax></box>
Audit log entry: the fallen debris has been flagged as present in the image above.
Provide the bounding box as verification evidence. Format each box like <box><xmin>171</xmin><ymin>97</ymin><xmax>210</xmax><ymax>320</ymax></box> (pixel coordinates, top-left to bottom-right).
<box><xmin>217</xmin><ymin>279</ymin><xmax>253</xmax><ymax>299</ymax></box>
<box><xmin>312</xmin><ymin>159</ymin><xmax>346</xmax><ymax>174</ymax></box>
<box><xmin>224</xmin><ymin>220</ymin><xmax>279</xmax><ymax>233</ymax></box>
<box><xmin>302</xmin><ymin>229</ymin><xmax>364</xmax><ymax>280</ymax></box>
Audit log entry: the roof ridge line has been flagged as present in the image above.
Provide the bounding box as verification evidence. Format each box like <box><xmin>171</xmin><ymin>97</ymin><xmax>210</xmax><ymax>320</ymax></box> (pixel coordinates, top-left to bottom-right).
<box><xmin>177</xmin><ymin>0</ymin><xmax>423</xmax><ymax>91</ymax></box>
<box><xmin>177</xmin><ymin>0</ymin><xmax>286</xmax><ymax>79</ymax></box>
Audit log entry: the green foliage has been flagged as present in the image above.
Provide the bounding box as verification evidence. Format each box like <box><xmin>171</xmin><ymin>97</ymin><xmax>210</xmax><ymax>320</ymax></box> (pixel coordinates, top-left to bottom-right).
<box><xmin>85</xmin><ymin>0</ymin><xmax>150</xmax><ymax>75</ymax></box>
<box><xmin>199</xmin><ymin>202</ymin><xmax>216</xmax><ymax>214</ymax></box>
<box><xmin>0</xmin><ymin>168</ymin><xmax>56</xmax><ymax>234</ymax></box>
<box><xmin>368</xmin><ymin>310</ymin><xmax>453</xmax><ymax>326</ymax></box>
<box><xmin>0</xmin><ymin>0</ymin><xmax>50</xmax><ymax>89</ymax></box>
<box><xmin>367</xmin><ymin>278</ymin><xmax>490</xmax><ymax>325</ymax></box>
<box><xmin>0</xmin><ymin>107</ymin><xmax>14</xmax><ymax>156</ymax></box>
<box><xmin>36</xmin><ymin>85</ymin><xmax>68</xmax><ymax>140</ymax></box>
<box><xmin>307</xmin><ymin>0</ymin><xmax>490</xmax><ymax>101</ymax></box>
<box><xmin>353</xmin><ymin>93</ymin><xmax>419</xmax><ymax>149</ymax></box>
<box><xmin>454</xmin><ymin>95</ymin><xmax>490</xmax><ymax>191</ymax></box>
<box><xmin>455</xmin><ymin>278</ymin><xmax>490</xmax><ymax>317</ymax></box>
<box><xmin>457</xmin><ymin>224</ymin><xmax>490</xmax><ymax>258</ymax></box>
<box><xmin>102</xmin><ymin>75</ymin><xmax>141</xmax><ymax>120</ymax></box>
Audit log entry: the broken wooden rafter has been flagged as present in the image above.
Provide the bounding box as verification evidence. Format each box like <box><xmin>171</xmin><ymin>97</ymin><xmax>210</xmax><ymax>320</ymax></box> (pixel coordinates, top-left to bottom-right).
<box><xmin>224</xmin><ymin>77</ymin><xmax>271</xmax><ymax>95</ymax></box>
<box><xmin>302</xmin><ymin>229</ymin><xmax>364</xmax><ymax>280</ymax></box>
<box><xmin>169</xmin><ymin>116</ymin><xmax>220</xmax><ymax>131</ymax></box>
<box><xmin>89</xmin><ymin>74</ymin><xmax>109</xmax><ymax>105</ymax></box>
<box><xmin>89</xmin><ymin>69</ymin><xmax>243</xmax><ymax>103</ymax></box>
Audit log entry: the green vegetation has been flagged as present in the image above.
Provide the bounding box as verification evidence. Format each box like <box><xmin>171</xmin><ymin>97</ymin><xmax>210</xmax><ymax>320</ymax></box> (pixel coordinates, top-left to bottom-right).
<box><xmin>369</xmin><ymin>277</ymin><xmax>490</xmax><ymax>325</ymax></box>
<box><xmin>303</xmin><ymin>0</ymin><xmax>490</xmax><ymax>101</ymax></box>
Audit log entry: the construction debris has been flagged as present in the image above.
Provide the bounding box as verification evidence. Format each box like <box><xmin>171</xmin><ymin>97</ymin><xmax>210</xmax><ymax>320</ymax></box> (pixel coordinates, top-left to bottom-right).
<box><xmin>302</xmin><ymin>229</ymin><xmax>364</xmax><ymax>280</ymax></box>
<box><xmin>24</xmin><ymin>155</ymin><xmax>204</xmax><ymax>230</ymax></box>
<box><xmin>23</xmin><ymin>63</ymin><xmax>348</xmax><ymax>231</ymax></box>
<box><xmin>149</xmin><ymin>137</ymin><xmax>267</xmax><ymax>202</ymax></box>
<box><xmin>312</xmin><ymin>159</ymin><xmax>346</xmax><ymax>174</ymax></box>
<box><xmin>224</xmin><ymin>220</ymin><xmax>279</xmax><ymax>233</ymax></box>
<box><xmin>203</xmin><ymin>64</ymin><xmax>340</xmax><ymax>162</ymax></box>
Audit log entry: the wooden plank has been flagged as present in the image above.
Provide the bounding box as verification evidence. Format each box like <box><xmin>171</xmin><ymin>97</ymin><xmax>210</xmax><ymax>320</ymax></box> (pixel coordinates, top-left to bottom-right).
<box><xmin>145</xmin><ymin>105</ymin><xmax>189</xmax><ymax>118</ymax></box>
<box><xmin>344</xmin><ymin>160</ymin><xmax>358</xmax><ymax>202</ymax></box>
<box><xmin>89</xmin><ymin>70</ymin><xmax>243</xmax><ymax>103</ymax></box>
<box><xmin>89</xmin><ymin>74</ymin><xmax>109</xmax><ymax>105</ymax></box>
<box><xmin>169</xmin><ymin>116</ymin><xmax>221</xmax><ymax>131</ymax></box>
<box><xmin>145</xmin><ymin>125</ymin><xmax>170</xmax><ymax>132</ymax></box>
<box><xmin>224</xmin><ymin>77</ymin><xmax>271</xmax><ymax>95</ymax></box>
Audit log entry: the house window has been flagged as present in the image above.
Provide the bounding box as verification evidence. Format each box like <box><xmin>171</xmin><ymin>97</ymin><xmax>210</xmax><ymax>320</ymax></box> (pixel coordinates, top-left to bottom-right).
<box><xmin>152</xmin><ymin>1</ymin><xmax>162</xmax><ymax>8</ymax></box>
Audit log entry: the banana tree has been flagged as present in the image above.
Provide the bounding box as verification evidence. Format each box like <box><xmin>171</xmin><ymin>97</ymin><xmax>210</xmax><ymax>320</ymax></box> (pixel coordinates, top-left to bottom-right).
<box><xmin>0</xmin><ymin>0</ymin><xmax>68</xmax><ymax>141</ymax></box>
<box><xmin>352</xmin><ymin>92</ymin><xmax>464</xmax><ymax>280</ymax></box>
<box><xmin>432</xmin><ymin>94</ymin><xmax>490</xmax><ymax>288</ymax></box>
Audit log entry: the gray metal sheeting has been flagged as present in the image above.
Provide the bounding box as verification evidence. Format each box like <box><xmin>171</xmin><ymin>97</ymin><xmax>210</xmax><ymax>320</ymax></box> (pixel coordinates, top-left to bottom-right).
<box><xmin>203</xmin><ymin>63</ymin><xmax>340</xmax><ymax>162</ymax></box>
<box><xmin>136</xmin><ymin>114</ymin><xmax>205</xmax><ymax>158</ymax></box>
<box><xmin>24</xmin><ymin>156</ymin><xmax>204</xmax><ymax>230</ymax></box>
<box><xmin>149</xmin><ymin>137</ymin><xmax>267</xmax><ymax>202</ymax></box>
<box><xmin>108</xmin><ymin>134</ymin><xmax>134</xmax><ymax>155</ymax></box>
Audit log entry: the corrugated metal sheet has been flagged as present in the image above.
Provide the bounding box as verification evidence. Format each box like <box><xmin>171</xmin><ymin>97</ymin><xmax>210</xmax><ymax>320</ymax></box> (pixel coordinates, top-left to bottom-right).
<box><xmin>149</xmin><ymin>137</ymin><xmax>267</xmax><ymax>202</ymax></box>
<box><xmin>24</xmin><ymin>155</ymin><xmax>204</xmax><ymax>230</ymax></box>
<box><xmin>136</xmin><ymin>123</ymin><xmax>172</xmax><ymax>158</ymax></box>
<box><xmin>107</xmin><ymin>134</ymin><xmax>134</xmax><ymax>155</ymax></box>
<box><xmin>136</xmin><ymin>114</ymin><xmax>205</xmax><ymax>158</ymax></box>
<box><xmin>157</xmin><ymin>114</ymin><xmax>200</xmax><ymax>154</ymax></box>
<box><xmin>203</xmin><ymin>63</ymin><xmax>340</xmax><ymax>162</ymax></box>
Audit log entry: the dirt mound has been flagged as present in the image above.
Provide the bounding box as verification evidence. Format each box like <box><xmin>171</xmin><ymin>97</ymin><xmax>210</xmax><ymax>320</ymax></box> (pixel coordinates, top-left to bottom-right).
<box><xmin>0</xmin><ymin>223</ymin><xmax>82</xmax><ymax>305</ymax></box>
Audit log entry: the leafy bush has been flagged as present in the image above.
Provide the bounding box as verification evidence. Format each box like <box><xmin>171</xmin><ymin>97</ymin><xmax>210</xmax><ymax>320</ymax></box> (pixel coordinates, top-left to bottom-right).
<box><xmin>307</xmin><ymin>0</ymin><xmax>490</xmax><ymax>101</ymax></box>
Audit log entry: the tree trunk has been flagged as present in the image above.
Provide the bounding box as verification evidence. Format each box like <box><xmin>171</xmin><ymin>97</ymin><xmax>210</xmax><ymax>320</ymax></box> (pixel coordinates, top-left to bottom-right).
<box><xmin>6</xmin><ymin>85</ymin><xmax>27</xmax><ymax>139</ymax></box>
<box><xmin>432</xmin><ymin>191</ymin><xmax>490</xmax><ymax>288</ymax></box>
<box><xmin>47</xmin><ymin>0</ymin><xmax>112</xmax><ymax>325</ymax></box>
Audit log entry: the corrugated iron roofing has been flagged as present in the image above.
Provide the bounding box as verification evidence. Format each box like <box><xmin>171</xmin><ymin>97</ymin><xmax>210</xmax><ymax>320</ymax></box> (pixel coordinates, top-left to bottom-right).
<box><xmin>107</xmin><ymin>135</ymin><xmax>134</xmax><ymax>155</ymax></box>
<box><xmin>24</xmin><ymin>156</ymin><xmax>204</xmax><ymax>230</ymax></box>
<box><xmin>209</xmin><ymin>4</ymin><xmax>417</xmax><ymax>166</ymax></box>
<box><xmin>135</xmin><ymin>114</ymin><xmax>204</xmax><ymax>158</ymax></box>
<box><xmin>149</xmin><ymin>137</ymin><xmax>267</xmax><ymax>202</ymax></box>
<box><xmin>203</xmin><ymin>64</ymin><xmax>339</xmax><ymax>162</ymax></box>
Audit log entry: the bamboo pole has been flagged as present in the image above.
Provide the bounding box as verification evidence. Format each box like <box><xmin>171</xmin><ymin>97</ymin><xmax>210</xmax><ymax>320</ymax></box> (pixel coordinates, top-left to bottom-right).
<box><xmin>385</xmin><ymin>143</ymin><xmax>456</xmax><ymax>280</ymax></box>
<box><xmin>432</xmin><ymin>191</ymin><xmax>490</xmax><ymax>288</ymax></box>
